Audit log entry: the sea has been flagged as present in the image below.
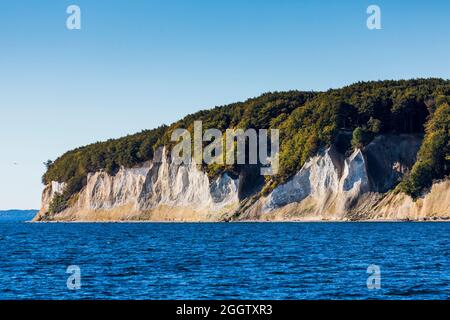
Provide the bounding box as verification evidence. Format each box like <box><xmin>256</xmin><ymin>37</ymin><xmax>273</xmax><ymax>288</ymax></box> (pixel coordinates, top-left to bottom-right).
<box><xmin>0</xmin><ymin>213</ymin><xmax>449</xmax><ymax>300</ymax></box>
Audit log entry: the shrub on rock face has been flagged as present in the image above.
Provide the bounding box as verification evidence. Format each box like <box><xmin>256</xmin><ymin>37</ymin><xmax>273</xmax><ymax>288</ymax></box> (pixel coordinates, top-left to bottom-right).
<box><xmin>401</xmin><ymin>161</ymin><xmax>434</xmax><ymax>198</ymax></box>
<box><xmin>351</xmin><ymin>127</ymin><xmax>373</xmax><ymax>149</ymax></box>
<box><xmin>48</xmin><ymin>193</ymin><xmax>67</xmax><ymax>214</ymax></box>
<box><xmin>351</xmin><ymin>127</ymin><xmax>365</xmax><ymax>149</ymax></box>
<box><xmin>367</xmin><ymin>117</ymin><xmax>381</xmax><ymax>134</ymax></box>
<box><xmin>401</xmin><ymin>102</ymin><xmax>450</xmax><ymax>197</ymax></box>
<box><xmin>350</xmin><ymin>118</ymin><xmax>381</xmax><ymax>149</ymax></box>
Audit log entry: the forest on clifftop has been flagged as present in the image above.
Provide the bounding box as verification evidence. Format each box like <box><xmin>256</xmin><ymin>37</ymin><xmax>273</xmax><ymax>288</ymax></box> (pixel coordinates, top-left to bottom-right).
<box><xmin>42</xmin><ymin>79</ymin><xmax>450</xmax><ymax>213</ymax></box>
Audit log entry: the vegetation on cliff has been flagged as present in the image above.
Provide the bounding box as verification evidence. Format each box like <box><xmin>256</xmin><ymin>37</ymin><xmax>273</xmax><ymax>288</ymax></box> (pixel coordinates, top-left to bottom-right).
<box><xmin>43</xmin><ymin>79</ymin><xmax>450</xmax><ymax>212</ymax></box>
<box><xmin>400</xmin><ymin>102</ymin><xmax>450</xmax><ymax>197</ymax></box>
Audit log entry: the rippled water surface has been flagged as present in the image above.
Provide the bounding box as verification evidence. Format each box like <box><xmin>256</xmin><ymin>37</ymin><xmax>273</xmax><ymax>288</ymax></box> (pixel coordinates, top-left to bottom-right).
<box><xmin>0</xmin><ymin>220</ymin><xmax>449</xmax><ymax>299</ymax></box>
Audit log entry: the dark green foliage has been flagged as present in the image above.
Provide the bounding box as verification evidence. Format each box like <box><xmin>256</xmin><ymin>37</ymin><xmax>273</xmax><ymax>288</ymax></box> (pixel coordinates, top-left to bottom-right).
<box><xmin>43</xmin><ymin>79</ymin><xmax>450</xmax><ymax>202</ymax></box>
<box><xmin>352</xmin><ymin>127</ymin><xmax>368</xmax><ymax>149</ymax></box>
<box><xmin>367</xmin><ymin>117</ymin><xmax>381</xmax><ymax>134</ymax></box>
<box><xmin>274</xmin><ymin>79</ymin><xmax>449</xmax><ymax>186</ymax></box>
<box><xmin>48</xmin><ymin>193</ymin><xmax>67</xmax><ymax>214</ymax></box>
<box><xmin>401</xmin><ymin>102</ymin><xmax>450</xmax><ymax>197</ymax></box>
<box><xmin>43</xmin><ymin>125</ymin><xmax>167</xmax><ymax>185</ymax></box>
<box><xmin>351</xmin><ymin>118</ymin><xmax>381</xmax><ymax>149</ymax></box>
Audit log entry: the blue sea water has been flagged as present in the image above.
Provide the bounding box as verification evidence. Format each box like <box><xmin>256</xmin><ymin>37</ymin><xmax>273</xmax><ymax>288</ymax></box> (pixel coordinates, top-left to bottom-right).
<box><xmin>0</xmin><ymin>217</ymin><xmax>449</xmax><ymax>300</ymax></box>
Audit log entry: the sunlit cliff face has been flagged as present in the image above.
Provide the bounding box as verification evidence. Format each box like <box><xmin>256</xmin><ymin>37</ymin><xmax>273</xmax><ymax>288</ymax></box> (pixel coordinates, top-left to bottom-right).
<box><xmin>36</xmin><ymin>135</ymin><xmax>449</xmax><ymax>222</ymax></box>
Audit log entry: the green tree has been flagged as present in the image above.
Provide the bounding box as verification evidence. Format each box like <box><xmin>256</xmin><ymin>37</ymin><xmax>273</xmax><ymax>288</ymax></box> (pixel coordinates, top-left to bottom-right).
<box><xmin>401</xmin><ymin>102</ymin><xmax>449</xmax><ymax>197</ymax></box>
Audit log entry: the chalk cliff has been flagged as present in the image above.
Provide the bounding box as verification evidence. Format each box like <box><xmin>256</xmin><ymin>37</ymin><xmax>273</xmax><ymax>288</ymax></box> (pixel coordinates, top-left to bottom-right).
<box><xmin>35</xmin><ymin>147</ymin><xmax>239</xmax><ymax>221</ymax></box>
<box><xmin>35</xmin><ymin>134</ymin><xmax>450</xmax><ymax>221</ymax></box>
<box><xmin>238</xmin><ymin>135</ymin><xmax>449</xmax><ymax>221</ymax></box>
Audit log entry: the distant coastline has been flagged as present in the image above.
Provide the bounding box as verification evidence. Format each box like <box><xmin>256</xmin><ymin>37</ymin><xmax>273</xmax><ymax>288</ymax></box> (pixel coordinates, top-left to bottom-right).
<box><xmin>0</xmin><ymin>210</ymin><xmax>39</xmax><ymax>222</ymax></box>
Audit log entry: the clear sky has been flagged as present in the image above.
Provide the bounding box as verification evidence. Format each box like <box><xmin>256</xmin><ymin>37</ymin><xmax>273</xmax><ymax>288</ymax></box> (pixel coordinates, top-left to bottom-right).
<box><xmin>0</xmin><ymin>0</ymin><xmax>449</xmax><ymax>209</ymax></box>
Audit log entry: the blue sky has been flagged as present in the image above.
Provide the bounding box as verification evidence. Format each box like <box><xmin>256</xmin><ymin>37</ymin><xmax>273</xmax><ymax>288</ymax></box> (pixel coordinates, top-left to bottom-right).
<box><xmin>0</xmin><ymin>0</ymin><xmax>449</xmax><ymax>209</ymax></box>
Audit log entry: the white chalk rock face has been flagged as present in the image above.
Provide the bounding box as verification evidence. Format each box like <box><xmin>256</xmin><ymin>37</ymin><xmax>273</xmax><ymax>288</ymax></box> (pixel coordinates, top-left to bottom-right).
<box><xmin>264</xmin><ymin>148</ymin><xmax>341</xmax><ymax>211</ymax></box>
<box><xmin>262</xmin><ymin>147</ymin><xmax>369</xmax><ymax>214</ymax></box>
<box><xmin>37</xmin><ymin>134</ymin><xmax>448</xmax><ymax>221</ymax></box>
<box><xmin>85</xmin><ymin>166</ymin><xmax>150</xmax><ymax>210</ymax></box>
<box><xmin>210</xmin><ymin>173</ymin><xmax>239</xmax><ymax>208</ymax></box>
<box><xmin>338</xmin><ymin>149</ymin><xmax>370</xmax><ymax>210</ymax></box>
<box><xmin>38</xmin><ymin>147</ymin><xmax>239</xmax><ymax>220</ymax></box>
<box><xmin>138</xmin><ymin>147</ymin><xmax>238</xmax><ymax>211</ymax></box>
